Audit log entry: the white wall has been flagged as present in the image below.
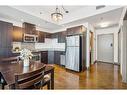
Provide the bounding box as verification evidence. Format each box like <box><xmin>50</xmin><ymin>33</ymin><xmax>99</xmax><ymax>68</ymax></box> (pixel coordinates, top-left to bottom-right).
<box><xmin>95</xmin><ymin>25</ymin><xmax>119</xmax><ymax>63</ymax></box>
<box><xmin>121</xmin><ymin>20</ymin><xmax>127</xmax><ymax>83</ymax></box>
<box><xmin>83</xmin><ymin>23</ymin><xmax>95</xmax><ymax>68</ymax></box>
<box><xmin>0</xmin><ymin>17</ymin><xmax>22</xmax><ymax>27</ymax></box>
<box><xmin>88</xmin><ymin>24</ymin><xmax>96</xmax><ymax>64</ymax></box>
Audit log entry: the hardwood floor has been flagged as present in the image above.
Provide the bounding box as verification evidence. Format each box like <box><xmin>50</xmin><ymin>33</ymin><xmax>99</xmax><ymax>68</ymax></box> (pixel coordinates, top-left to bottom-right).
<box><xmin>53</xmin><ymin>62</ymin><xmax>127</xmax><ymax>89</ymax></box>
<box><xmin>1</xmin><ymin>62</ymin><xmax>127</xmax><ymax>89</ymax></box>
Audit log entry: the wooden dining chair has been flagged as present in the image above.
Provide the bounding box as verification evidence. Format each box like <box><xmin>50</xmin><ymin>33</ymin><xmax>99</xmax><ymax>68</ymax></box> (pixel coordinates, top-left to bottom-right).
<box><xmin>1</xmin><ymin>56</ymin><xmax>19</xmax><ymax>63</ymax></box>
<box><xmin>14</xmin><ymin>65</ymin><xmax>47</xmax><ymax>89</ymax></box>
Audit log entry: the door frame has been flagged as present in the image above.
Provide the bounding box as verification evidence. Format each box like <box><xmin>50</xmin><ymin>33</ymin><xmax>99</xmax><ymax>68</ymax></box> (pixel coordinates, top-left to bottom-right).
<box><xmin>97</xmin><ymin>33</ymin><xmax>114</xmax><ymax>63</ymax></box>
<box><xmin>118</xmin><ymin>31</ymin><xmax>121</xmax><ymax>65</ymax></box>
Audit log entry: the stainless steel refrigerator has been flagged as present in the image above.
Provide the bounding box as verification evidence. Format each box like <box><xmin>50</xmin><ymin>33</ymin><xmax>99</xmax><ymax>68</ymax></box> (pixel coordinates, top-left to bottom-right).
<box><xmin>65</xmin><ymin>35</ymin><xmax>82</xmax><ymax>72</ymax></box>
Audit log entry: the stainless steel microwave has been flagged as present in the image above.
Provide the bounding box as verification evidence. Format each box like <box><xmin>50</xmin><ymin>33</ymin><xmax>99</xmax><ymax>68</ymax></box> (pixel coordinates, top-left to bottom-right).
<box><xmin>24</xmin><ymin>34</ymin><xmax>38</xmax><ymax>42</ymax></box>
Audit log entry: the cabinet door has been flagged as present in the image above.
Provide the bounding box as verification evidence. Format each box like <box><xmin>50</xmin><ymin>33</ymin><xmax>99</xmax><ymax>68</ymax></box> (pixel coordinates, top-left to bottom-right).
<box><xmin>0</xmin><ymin>48</ymin><xmax>12</xmax><ymax>57</ymax></box>
<box><xmin>23</xmin><ymin>22</ymin><xmax>36</xmax><ymax>35</ymax></box>
<box><xmin>6</xmin><ymin>23</ymin><xmax>13</xmax><ymax>48</ymax></box>
<box><xmin>0</xmin><ymin>22</ymin><xmax>7</xmax><ymax>48</ymax></box>
<box><xmin>51</xmin><ymin>33</ymin><xmax>58</xmax><ymax>38</ymax></box>
<box><xmin>12</xmin><ymin>26</ymin><xmax>23</xmax><ymax>42</ymax></box>
<box><xmin>38</xmin><ymin>31</ymin><xmax>44</xmax><ymax>42</ymax></box>
<box><xmin>0</xmin><ymin>21</ymin><xmax>13</xmax><ymax>57</ymax></box>
<box><xmin>0</xmin><ymin>22</ymin><xmax>12</xmax><ymax>48</ymax></box>
<box><xmin>67</xmin><ymin>28</ymin><xmax>73</xmax><ymax>35</ymax></box>
<box><xmin>48</xmin><ymin>51</ymin><xmax>54</xmax><ymax>64</ymax></box>
<box><xmin>58</xmin><ymin>31</ymin><xmax>66</xmax><ymax>43</ymax></box>
<box><xmin>45</xmin><ymin>33</ymin><xmax>51</xmax><ymax>38</ymax></box>
<box><xmin>41</xmin><ymin>51</ymin><xmax>48</xmax><ymax>64</ymax></box>
<box><xmin>0</xmin><ymin>22</ymin><xmax>3</xmax><ymax>48</ymax></box>
<box><xmin>54</xmin><ymin>51</ymin><xmax>61</xmax><ymax>64</ymax></box>
<box><xmin>67</xmin><ymin>26</ymin><xmax>83</xmax><ymax>35</ymax></box>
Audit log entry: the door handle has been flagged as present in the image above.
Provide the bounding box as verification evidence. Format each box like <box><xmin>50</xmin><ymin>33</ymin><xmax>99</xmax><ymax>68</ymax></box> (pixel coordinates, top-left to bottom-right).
<box><xmin>110</xmin><ymin>43</ymin><xmax>113</xmax><ymax>47</ymax></box>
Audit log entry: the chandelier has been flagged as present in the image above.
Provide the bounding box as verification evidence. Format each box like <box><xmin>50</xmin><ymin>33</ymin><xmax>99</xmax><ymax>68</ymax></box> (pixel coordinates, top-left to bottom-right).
<box><xmin>51</xmin><ymin>6</ymin><xmax>69</xmax><ymax>22</ymax></box>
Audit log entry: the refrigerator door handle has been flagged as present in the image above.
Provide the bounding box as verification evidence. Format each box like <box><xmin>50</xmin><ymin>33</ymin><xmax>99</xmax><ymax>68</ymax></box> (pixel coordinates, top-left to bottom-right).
<box><xmin>65</xmin><ymin>39</ymin><xmax>67</xmax><ymax>53</ymax></box>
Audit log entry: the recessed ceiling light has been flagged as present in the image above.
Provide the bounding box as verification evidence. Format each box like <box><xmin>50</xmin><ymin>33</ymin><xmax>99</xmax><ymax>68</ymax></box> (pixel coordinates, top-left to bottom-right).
<box><xmin>61</xmin><ymin>25</ymin><xmax>65</xmax><ymax>27</ymax></box>
<box><xmin>21</xmin><ymin>19</ymin><xmax>24</xmax><ymax>22</ymax></box>
<box><xmin>40</xmin><ymin>12</ymin><xmax>42</xmax><ymax>14</ymax></box>
<box><xmin>99</xmin><ymin>22</ymin><xmax>109</xmax><ymax>28</ymax></box>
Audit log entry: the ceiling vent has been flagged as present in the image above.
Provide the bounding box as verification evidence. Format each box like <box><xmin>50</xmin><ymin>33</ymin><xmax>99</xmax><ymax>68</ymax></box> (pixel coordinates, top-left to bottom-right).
<box><xmin>96</xmin><ymin>5</ymin><xmax>106</xmax><ymax>10</ymax></box>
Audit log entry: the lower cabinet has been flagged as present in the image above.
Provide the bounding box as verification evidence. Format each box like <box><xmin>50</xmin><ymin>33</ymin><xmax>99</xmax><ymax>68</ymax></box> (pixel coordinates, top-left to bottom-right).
<box><xmin>41</xmin><ymin>51</ymin><xmax>65</xmax><ymax>65</ymax></box>
<box><xmin>54</xmin><ymin>51</ymin><xmax>65</xmax><ymax>65</ymax></box>
<box><xmin>54</xmin><ymin>51</ymin><xmax>61</xmax><ymax>65</ymax></box>
<box><xmin>0</xmin><ymin>48</ymin><xmax>12</xmax><ymax>57</ymax></box>
<box><xmin>47</xmin><ymin>51</ymin><xmax>61</xmax><ymax>64</ymax></box>
<box><xmin>48</xmin><ymin>51</ymin><xmax>54</xmax><ymax>64</ymax></box>
<box><xmin>41</xmin><ymin>51</ymin><xmax>48</xmax><ymax>64</ymax></box>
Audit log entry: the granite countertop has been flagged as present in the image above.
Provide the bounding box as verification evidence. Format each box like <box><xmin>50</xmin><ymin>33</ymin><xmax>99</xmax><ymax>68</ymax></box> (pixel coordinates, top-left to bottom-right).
<box><xmin>12</xmin><ymin>48</ymin><xmax>65</xmax><ymax>53</ymax></box>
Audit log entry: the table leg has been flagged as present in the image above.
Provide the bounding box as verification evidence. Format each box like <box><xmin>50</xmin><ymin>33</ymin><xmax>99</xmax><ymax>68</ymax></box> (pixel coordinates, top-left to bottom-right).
<box><xmin>0</xmin><ymin>74</ymin><xmax>4</xmax><ymax>89</ymax></box>
<box><xmin>51</xmin><ymin>69</ymin><xmax>54</xmax><ymax>89</ymax></box>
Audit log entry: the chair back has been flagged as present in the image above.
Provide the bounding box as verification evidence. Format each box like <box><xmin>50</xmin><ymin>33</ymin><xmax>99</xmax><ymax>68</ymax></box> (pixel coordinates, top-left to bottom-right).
<box><xmin>1</xmin><ymin>57</ymin><xmax>19</xmax><ymax>63</ymax></box>
<box><xmin>15</xmin><ymin>65</ymin><xmax>46</xmax><ymax>89</ymax></box>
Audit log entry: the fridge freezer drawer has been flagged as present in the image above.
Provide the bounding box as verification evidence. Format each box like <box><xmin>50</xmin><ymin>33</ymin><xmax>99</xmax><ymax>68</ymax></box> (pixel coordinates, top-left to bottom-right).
<box><xmin>65</xmin><ymin>47</ymin><xmax>80</xmax><ymax>72</ymax></box>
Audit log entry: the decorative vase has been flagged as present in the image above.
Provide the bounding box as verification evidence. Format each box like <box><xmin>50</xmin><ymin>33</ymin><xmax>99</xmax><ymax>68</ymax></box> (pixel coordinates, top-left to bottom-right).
<box><xmin>23</xmin><ymin>66</ymin><xmax>29</xmax><ymax>73</ymax></box>
<box><xmin>23</xmin><ymin>58</ymin><xmax>29</xmax><ymax>67</ymax></box>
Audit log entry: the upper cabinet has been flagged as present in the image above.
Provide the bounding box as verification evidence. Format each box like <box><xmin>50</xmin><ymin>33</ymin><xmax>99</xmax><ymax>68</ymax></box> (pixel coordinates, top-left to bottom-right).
<box><xmin>45</xmin><ymin>32</ymin><xmax>52</xmax><ymax>38</ymax></box>
<box><xmin>12</xmin><ymin>26</ymin><xmax>23</xmax><ymax>42</ymax></box>
<box><xmin>0</xmin><ymin>21</ymin><xmax>13</xmax><ymax>57</ymax></box>
<box><xmin>38</xmin><ymin>31</ymin><xmax>45</xmax><ymax>42</ymax></box>
<box><xmin>67</xmin><ymin>25</ymin><xmax>85</xmax><ymax>35</ymax></box>
<box><xmin>50</xmin><ymin>31</ymin><xmax>66</xmax><ymax>43</ymax></box>
<box><xmin>38</xmin><ymin>31</ymin><xmax>52</xmax><ymax>42</ymax></box>
<box><xmin>23</xmin><ymin>22</ymin><xmax>38</xmax><ymax>35</ymax></box>
<box><xmin>58</xmin><ymin>31</ymin><xmax>66</xmax><ymax>43</ymax></box>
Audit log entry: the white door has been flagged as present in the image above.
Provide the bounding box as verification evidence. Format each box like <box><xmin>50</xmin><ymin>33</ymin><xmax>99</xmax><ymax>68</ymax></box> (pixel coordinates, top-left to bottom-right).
<box><xmin>97</xmin><ymin>34</ymin><xmax>114</xmax><ymax>63</ymax></box>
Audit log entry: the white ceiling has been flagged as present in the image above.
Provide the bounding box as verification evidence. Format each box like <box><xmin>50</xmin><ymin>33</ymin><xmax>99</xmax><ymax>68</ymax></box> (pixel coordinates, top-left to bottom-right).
<box><xmin>63</xmin><ymin>7</ymin><xmax>123</xmax><ymax>28</ymax></box>
<box><xmin>0</xmin><ymin>6</ymin><xmax>124</xmax><ymax>32</ymax></box>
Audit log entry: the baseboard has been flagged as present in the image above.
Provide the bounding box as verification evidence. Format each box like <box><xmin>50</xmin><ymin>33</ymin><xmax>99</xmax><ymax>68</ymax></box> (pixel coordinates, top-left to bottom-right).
<box><xmin>96</xmin><ymin>60</ymin><xmax>120</xmax><ymax>65</ymax></box>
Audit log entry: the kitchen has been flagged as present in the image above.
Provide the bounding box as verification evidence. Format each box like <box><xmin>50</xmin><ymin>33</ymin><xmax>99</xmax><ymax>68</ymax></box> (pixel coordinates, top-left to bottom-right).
<box><xmin>0</xmin><ymin>5</ymin><xmax>127</xmax><ymax>90</ymax></box>
<box><xmin>11</xmin><ymin>22</ymin><xmax>89</xmax><ymax>72</ymax></box>
<box><xmin>0</xmin><ymin>20</ymin><xmax>91</xmax><ymax>89</ymax></box>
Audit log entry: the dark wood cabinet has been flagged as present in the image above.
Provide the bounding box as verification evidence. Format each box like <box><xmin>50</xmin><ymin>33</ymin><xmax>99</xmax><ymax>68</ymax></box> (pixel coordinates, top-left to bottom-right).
<box><xmin>40</xmin><ymin>51</ymin><xmax>65</xmax><ymax>65</ymax></box>
<box><xmin>23</xmin><ymin>22</ymin><xmax>37</xmax><ymax>35</ymax></box>
<box><xmin>44</xmin><ymin>32</ymin><xmax>51</xmax><ymax>38</ymax></box>
<box><xmin>0</xmin><ymin>21</ymin><xmax>13</xmax><ymax>57</ymax></box>
<box><xmin>12</xmin><ymin>26</ymin><xmax>23</xmax><ymax>42</ymax></box>
<box><xmin>58</xmin><ymin>31</ymin><xmax>66</xmax><ymax>43</ymax></box>
<box><xmin>38</xmin><ymin>31</ymin><xmax>44</xmax><ymax>42</ymax></box>
<box><xmin>67</xmin><ymin>25</ymin><xmax>84</xmax><ymax>35</ymax></box>
<box><xmin>38</xmin><ymin>31</ymin><xmax>52</xmax><ymax>42</ymax></box>
<box><xmin>51</xmin><ymin>33</ymin><xmax>59</xmax><ymax>38</ymax></box>
<box><xmin>54</xmin><ymin>51</ymin><xmax>61</xmax><ymax>65</ymax></box>
<box><xmin>41</xmin><ymin>51</ymin><xmax>48</xmax><ymax>64</ymax></box>
<box><xmin>54</xmin><ymin>51</ymin><xmax>65</xmax><ymax>65</ymax></box>
<box><xmin>50</xmin><ymin>31</ymin><xmax>66</xmax><ymax>43</ymax></box>
<box><xmin>48</xmin><ymin>51</ymin><xmax>54</xmax><ymax>64</ymax></box>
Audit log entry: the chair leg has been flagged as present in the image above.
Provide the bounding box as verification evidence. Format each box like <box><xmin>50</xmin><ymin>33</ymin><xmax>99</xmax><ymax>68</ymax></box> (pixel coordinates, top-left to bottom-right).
<box><xmin>47</xmin><ymin>82</ymin><xmax>50</xmax><ymax>89</ymax></box>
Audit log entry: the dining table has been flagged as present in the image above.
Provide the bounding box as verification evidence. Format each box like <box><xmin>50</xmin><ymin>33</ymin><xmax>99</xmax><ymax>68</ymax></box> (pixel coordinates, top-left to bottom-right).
<box><xmin>0</xmin><ymin>60</ymin><xmax>54</xmax><ymax>89</ymax></box>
